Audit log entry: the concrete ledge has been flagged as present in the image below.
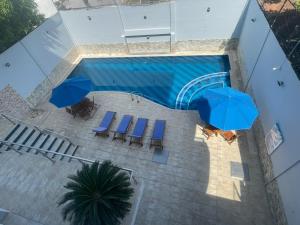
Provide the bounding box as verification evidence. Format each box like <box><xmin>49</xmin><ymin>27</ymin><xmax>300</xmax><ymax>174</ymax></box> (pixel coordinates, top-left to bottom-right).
<box><xmin>173</xmin><ymin>39</ymin><xmax>238</xmax><ymax>54</ymax></box>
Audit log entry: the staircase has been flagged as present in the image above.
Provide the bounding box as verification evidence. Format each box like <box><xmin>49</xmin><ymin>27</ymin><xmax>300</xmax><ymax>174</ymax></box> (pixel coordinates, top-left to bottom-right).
<box><xmin>0</xmin><ymin>121</ymin><xmax>79</xmax><ymax>162</ymax></box>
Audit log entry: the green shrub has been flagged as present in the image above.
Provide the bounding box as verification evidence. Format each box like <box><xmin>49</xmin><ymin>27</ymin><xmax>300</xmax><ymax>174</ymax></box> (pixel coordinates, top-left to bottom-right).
<box><xmin>59</xmin><ymin>161</ymin><xmax>134</xmax><ymax>225</ymax></box>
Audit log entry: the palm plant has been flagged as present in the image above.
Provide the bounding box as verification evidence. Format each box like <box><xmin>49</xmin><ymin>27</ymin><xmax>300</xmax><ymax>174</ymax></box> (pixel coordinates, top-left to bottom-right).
<box><xmin>58</xmin><ymin>160</ymin><xmax>134</xmax><ymax>225</ymax></box>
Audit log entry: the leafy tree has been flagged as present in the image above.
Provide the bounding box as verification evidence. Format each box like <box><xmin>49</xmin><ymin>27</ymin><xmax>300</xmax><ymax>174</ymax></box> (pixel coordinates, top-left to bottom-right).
<box><xmin>296</xmin><ymin>0</ymin><xmax>300</xmax><ymax>11</ymax></box>
<box><xmin>0</xmin><ymin>0</ymin><xmax>44</xmax><ymax>53</ymax></box>
<box><xmin>58</xmin><ymin>161</ymin><xmax>134</xmax><ymax>225</ymax></box>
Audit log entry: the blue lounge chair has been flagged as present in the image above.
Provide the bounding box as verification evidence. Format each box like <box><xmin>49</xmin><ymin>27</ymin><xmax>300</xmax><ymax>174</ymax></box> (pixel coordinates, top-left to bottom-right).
<box><xmin>93</xmin><ymin>111</ymin><xmax>116</xmax><ymax>136</ymax></box>
<box><xmin>150</xmin><ymin>120</ymin><xmax>166</xmax><ymax>149</ymax></box>
<box><xmin>112</xmin><ymin>115</ymin><xmax>133</xmax><ymax>142</ymax></box>
<box><xmin>128</xmin><ymin>118</ymin><xmax>148</xmax><ymax>146</ymax></box>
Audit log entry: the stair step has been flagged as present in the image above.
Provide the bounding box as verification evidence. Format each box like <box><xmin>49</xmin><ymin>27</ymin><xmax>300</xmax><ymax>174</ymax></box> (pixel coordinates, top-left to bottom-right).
<box><xmin>34</xmin><ymin>134</ymin><xmax>50</xmax><ymax>153</ymax></box>
<box><xmin>0</xmin><ymin>122</ymin><xmax>79</xmax><ymax>163</ymax></box>
<box><xmin>5</xmin><ymin>124</ymin><xmax>26</xmax><ymax>142</ymax></box>
<box><xmin>16</xmin><ymin>128</ymin><xmax>36</xmax><ymax>151</ymax></box>
<box><xmin>26</xmin><ymin>132</ymin><xmax>43</xmax><ymax>152</ymax></box>
<box><xmin>49</xmin><ymin>139</ymin><xmax>64</xmax><ymax>158</ymax></box>
<box><xmin>68</xmin><ymin>145</ymin><xmax>79</xmax><ymax>162</ymax></box>
<box><xmin>60</xmin><ymin>142</ymin><xmax>72</xmax><ymax>160</ymax></box>
<box><xmin>1</xmin><ymin>124</ymin><xmax>20</xmax><ymax>143</ymax></box>
<box><xmin>41</xmin><ymin>136</ymin><xmax>57</xmax><ymax>155</ymax></box>
<box><xmin>0</xmin><ymin>124</ymin><xmax>21</xmax><ymax>151</ymax></box>
<box><xmin>5</xmin><ymin>125</ymin><xmax>28</xmax><ymax>151</ymax></box>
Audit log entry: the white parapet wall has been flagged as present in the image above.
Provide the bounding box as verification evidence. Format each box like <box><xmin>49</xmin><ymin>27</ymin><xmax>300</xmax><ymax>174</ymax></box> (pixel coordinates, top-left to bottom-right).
<box><xmin>60</xmin><ymin>0</ymin><xmax>248</xmax><ymax>47</ymax></box>
<box><xmin>238</xmin><ymin>0</ymin><xmax>300</xmax><ymax>225</ymax></box>
<box><xmin>0</xmin><ymin>13</ymin><xmax>76</xmax><ymax>106</ymax></box>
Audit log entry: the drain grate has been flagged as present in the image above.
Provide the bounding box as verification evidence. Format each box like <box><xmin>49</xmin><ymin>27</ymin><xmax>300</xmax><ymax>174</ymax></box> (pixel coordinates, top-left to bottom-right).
<box><xmin>152</xmin><ymin>148</ymin><xmax>169</xmax><ymax>164</ymax></box>
<box><xmin>230</xmin><ymin>161</ymin><xmax>250</xmax><ymax>181</ymax></box>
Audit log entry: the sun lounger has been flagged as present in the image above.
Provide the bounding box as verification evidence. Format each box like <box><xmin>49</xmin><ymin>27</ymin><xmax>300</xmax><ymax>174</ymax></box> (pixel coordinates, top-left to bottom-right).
<box><xmin>112</xmin><ymin>115</ymin><xmax>133</xmax><ymax>142</ymax></box>
<box><xmin>128</xmin><ymin>118</ymin><xmax>148</xmax><ymax>146</ymax></box>
<box><xmin>93</xmin><ymin>111</ymin><xmax>116</xmax><ymax>136</ymax></box>
<box><xmin>150</xmin><ymin>120</ymin><xmax>166</xmax><ymax>150</ymax></box>
<box><xmin>218</xmin><ymin>130</ymin><xmax>237</xmax><ymax>145</ymax></box>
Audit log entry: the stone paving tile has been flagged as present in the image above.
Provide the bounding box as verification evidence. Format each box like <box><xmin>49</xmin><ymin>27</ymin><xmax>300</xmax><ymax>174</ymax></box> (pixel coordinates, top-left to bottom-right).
<box><xmin>0</xmin><ymin>91</ymin><xmax>273</xmax><ymax>225</ymax></box>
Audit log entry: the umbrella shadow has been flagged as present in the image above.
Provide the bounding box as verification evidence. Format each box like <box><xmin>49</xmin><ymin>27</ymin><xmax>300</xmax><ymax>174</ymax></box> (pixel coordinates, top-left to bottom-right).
<box><xmin>191</xmin><ymin>98</ymin><xmax>212</xmax><ymax>125</ymax></box>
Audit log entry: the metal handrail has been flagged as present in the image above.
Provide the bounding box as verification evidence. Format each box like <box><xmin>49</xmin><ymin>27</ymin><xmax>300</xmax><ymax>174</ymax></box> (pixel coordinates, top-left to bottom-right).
<box><xmin>0</xmin><ymin>113</ymin><xmax>44</xmax><ymax>133</ymax></box>
<box><xmin>41</xmin><ymin>128</ymin><xmax>72</xmax><ymax>143</ymax></box>
<box><xmin>0</xmin><ymin>113</ymin><xmax>17</xmax><ymax>125</ymax></box>
<box><xmin>129</xmin><ymin>91</ymin><xmax>170</xmax><ymax>108</ymax></box>
<box><xmin>0</xmin><ymin>139</ymin><xmax>134</xmax><ymax>180</ymax></box>
<box><xmin>0</xmin><ymin>113</ymin><xmax>73</xmax><ymax>145</ymax></box>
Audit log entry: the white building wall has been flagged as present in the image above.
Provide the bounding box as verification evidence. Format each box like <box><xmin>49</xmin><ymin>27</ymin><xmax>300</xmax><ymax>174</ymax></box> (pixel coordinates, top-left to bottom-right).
<box><xmin>60</xmin><ymin>6</ymin><xmax>125</xmax><ymax>45</ymax></box>
<box><xmin>0</xmin><ymin>43</ymin><xmax>46</xmax><ymax>98</ymax></box>
<box><xmin>0</xmin><ymin>13</ymin><xmax>75</xmax><ymax>98</ymax></box>
<box><xmin>120</xmin><ymin>2</ymin><xmax>171</xmax><ymax>36</ymax></box>
<box><xmin>175</xmin><ymin>0</ymin><xmax>248</xmax><ymax>40</ymax></box>
<box><xmin>21</xmin><ymin>13</ymin><xmax>75</xmax><ymax>75</ymax></box>
<box><xmin>238</xmin><ymin>1</ymin><xmax>300</xmax><ymax>224</ymax></box>
<box><xmin>60</xmin><ymin>0</ymin><xmax>248</xmax><ymax>44</ymax></box>
<box><xmin>35</xmin><ymin>0</ymin><xmax>57</xmax><ymax>18</ymax></box>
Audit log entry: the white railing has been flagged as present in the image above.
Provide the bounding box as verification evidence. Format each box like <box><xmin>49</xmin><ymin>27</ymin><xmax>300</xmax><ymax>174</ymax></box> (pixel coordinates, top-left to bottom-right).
<box><xmin>0</xmin><ymin>139</ymin><xmax>134</xmax><ymax>181</ymax></box>
<box><xmin>0</xmin><ymin>113</ymin><xmax>73</xmax><ymax>144</ymax></box>
<box><xmin>185</xmin><ymin>81</ymin><xmax>225</xmax><ymax>109</ymax></box>
<box><xmin>129</xmin><ymin>91</ymin><xmax>170</xmax><ymax>108</ymax></box>
<box><xmin>175</xmin><ymin>72</ymin><xmax>229</xmax><ymax>109</ymax></box>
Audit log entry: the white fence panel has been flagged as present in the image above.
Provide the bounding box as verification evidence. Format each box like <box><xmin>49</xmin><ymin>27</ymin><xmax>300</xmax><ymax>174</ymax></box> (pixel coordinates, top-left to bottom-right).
<box><xmin>60</xmin><ymin>7</ymin><xmax>125</xmax><ymax>45</ymax></box>
<box><xmin>175</xmin><ymin>0</ymin><xmax>248</xmax><ymax>41</ymax></box>
<box><xmin>21</xmin><ymin>13</ymin><xmax>75</xmax><ymax>75</ymax></box>
<box><xmin>0</xmin><ymin>43</ymin><xmax>45</xmax><ymax>97</ymax></box>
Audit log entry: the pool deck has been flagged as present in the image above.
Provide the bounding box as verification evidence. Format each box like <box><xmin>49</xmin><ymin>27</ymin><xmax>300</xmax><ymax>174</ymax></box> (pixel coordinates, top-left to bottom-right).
<box><xmin>0</xmin><ymin>90</ymin><xmax>273</xmax><ymax>225</ymax></box>
<box><xmin>0</xmin><ymin>50</ymin><xmax>274</xmax><ymax>225</ymax></box>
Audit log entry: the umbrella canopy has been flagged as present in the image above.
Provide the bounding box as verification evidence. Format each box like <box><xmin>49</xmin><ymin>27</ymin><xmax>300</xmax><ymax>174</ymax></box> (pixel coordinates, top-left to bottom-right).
<box><xmin>198</xmin><ymin>87</ymin><xmax>259</xmax><ymax>130</ymax></box>
<box><xmin>50</xmin><ymin>76</ymin><xmax>93</xmax><ymax>108</ymax></box>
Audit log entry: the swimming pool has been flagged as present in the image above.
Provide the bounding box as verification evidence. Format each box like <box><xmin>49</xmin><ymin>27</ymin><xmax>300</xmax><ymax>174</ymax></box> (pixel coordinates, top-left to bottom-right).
<box><xmin>69</xmin><ymin>55</ymin><xmax>231</xmax><ymax>110</ymax></box>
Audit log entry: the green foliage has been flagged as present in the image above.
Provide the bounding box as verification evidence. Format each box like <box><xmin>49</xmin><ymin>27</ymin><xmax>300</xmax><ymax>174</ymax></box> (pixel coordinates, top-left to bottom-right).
<box><xmin>58</xmin><ymin>161</ymin><xmax>134</xmax><ymax>225</ymax></box>
<box><xmin>296</xmin><ymin>0</ymin><xmax>300</xmax><ymax>11</ymax></box>
<box><xmin>0</xmin><ymin>0</ymin><xmax>44</xmax><ymax>53</ymax></box>
<box><xmin>0</xmin><ymin>0</ymin><xmax>12</xmax><ymax>21</ymax></box>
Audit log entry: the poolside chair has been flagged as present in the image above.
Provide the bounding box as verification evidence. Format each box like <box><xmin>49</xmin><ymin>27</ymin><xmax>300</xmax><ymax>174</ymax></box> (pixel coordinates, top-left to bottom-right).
<box><xmin>93</xmin><ymin>111</ymin><xmax>116</xmax><ymax>137</ymax></box>
<box><xmin>218</xmin><ymin>130</ymin><xmax>238</xmax><ymax>145</ymax></box>
<box><xmin>128</xmin><ymin>118</ymin><xmax>148</xmax><ymax>147</ymax></box>
<box><xmin>202</xmin><ymin>124</ymin><xmax>218</xmax><ymax>140</ymax></box>
<box><xmin>65</xmin><ymin>107</ymin><xmax>76</xmax><ymax>118</ymax></box>
<box><xmin>112</xmin><ymin>115</ymin><xmax>133</xmax><ymax>142</ymax></box>
<box><xmin>150</xmin><ymin>120</ymin><xmax>166</xmax><ymax>150</ymax></box>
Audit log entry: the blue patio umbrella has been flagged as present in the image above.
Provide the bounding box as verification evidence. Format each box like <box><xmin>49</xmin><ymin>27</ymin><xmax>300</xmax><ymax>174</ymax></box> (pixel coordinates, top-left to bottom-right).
<box><xmin>49</xmin><ymin>76</ymin><xmax>93</xmax><ymax>108</ymax></box>
<box><xmin>198</xmin><ymin>87</ymin><xmax>259</xmax><ymax>130</ymax></box>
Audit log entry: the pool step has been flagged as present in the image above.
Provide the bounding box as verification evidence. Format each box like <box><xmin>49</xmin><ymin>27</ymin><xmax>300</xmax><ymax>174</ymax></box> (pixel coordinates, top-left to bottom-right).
<box><xmin>0</xmin><ymin>122</ymin><xmax>80</xmax><ymax>162</ymax></box>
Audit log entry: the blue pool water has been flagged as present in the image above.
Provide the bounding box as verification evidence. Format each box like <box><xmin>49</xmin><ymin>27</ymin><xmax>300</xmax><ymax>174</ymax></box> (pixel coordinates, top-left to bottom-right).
<box><xmin>69</xmin><ymin>55</ymin><xmax>231</xmax><ymax>110</ymax></box>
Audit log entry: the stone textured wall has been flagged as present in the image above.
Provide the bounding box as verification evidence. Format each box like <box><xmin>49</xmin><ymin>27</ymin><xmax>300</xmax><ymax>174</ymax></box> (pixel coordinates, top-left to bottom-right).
<box><xmin>252</xmin><ymin>118</ymin><xmax>288</xmax><ymax>225</ymax></box>
<box><xmin>243</xmin><ymin>71</ymin><xmax>288</xmax><ymax>225</ymax></box>
<box><xmin>128</xmin><ymin>42</ymin><xmax>171</xmax><ymax>54</ymax></box>
<box><xmin>238</xmin><ymin>43</ymin><xmax>289</xmax><ymax>225</ymax></box>
<box><xmin>172</xmin><ymin>39</ymin><xmax>238</xmax><ymax>53</ymax></box>
<box><xmin>26</xmin><ymin>47</ymin><xmax>80</xmax><ymax>106</ymax></box>
<box><xmin>77</xmin><ymin>44</ymin><xmax>127</xmax><ymax>56</ymax></box>
<box><xmin>238</xmin><ymin>47</ymin><xmax>288</xmax><ymax>225</ymax></box>
<box><xmin>0</xmin><ymin>85</ymin><xmax>31</xmax><ymax>119</ymax></box>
